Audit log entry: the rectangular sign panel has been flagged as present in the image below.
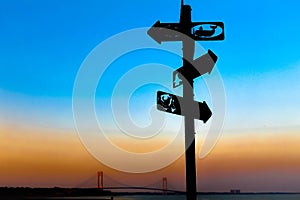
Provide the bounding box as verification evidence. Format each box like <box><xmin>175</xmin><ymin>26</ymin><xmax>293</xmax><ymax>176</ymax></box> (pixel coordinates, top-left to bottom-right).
<box><xmin>157</xmin><ymin>91</ymin><xmax>183</xmax><ymax>116</ymax></box>
<box><xmin>191</xmin><ymin>22</ymin><xmax>225</xmax><ymax>41</ymax></box>
<box><xmin>157</xmin><ymin>91</ymin><xmax>212</xmax><ymax>123</ymax></box>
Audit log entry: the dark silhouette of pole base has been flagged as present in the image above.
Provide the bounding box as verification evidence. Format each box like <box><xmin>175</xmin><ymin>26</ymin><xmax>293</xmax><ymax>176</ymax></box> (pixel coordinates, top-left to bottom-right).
<box><xmin>183</xmin><ymin>56</ymin><xmax>197</xmax><ymax>200</ymax></box>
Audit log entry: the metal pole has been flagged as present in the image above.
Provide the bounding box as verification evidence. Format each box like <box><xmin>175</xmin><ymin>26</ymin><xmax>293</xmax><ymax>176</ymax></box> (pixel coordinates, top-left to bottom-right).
<box><xmin>180</xmin><ymin>3</ymin><xmax>197</xmax><ymax>199</ymax></box>
<box><xmin>182</xmin><ymin>39</ymin><xmax>197</xmax><ymax>200</ymax></box>
<box><xmin>149</xmin><ymin>2</ymin><xmax>224</xmax><ymax>199</ymax></box>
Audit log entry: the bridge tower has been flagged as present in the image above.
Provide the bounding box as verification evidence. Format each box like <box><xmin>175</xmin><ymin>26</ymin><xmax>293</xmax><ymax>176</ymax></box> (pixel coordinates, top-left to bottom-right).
<box><xmin>97</xmin><ymin>171</ymin><xmax>104</xmax><ymax>191</ymax></box>
<box><xmin>162</xmin><ymin>177</ymin><xmax>167</xmax><ymax>195</ymax></box>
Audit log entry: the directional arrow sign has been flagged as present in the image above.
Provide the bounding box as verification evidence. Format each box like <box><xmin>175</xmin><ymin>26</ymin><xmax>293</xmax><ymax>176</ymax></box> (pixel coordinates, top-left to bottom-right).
<box><xmin>157</xmin><ymin>91</ymin><xmax>212</xmax><ymax>123</ymax></box>
<box><xmin>148</xmin><ymin>21</ymin><xmax>225</xmax><ymax>44</ymax></box>
<box><xmin>196</xmin><ymin>101</ymin><xmax>212</xmax><ymax>123</ymax></box>
<box><xmin>173</xmin><ymin>49</ymin><xmax>218</xmax><ymax>88</ymax></box>
<box><xmin>147</xmin><ymin>21</ymin><xmax>183</xmax><ymax>44</ymax></box>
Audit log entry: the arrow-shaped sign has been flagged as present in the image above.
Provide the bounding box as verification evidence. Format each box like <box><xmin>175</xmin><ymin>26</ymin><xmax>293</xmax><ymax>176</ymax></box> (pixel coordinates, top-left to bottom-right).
<box><xmin>147</xmin><ymin>21</ymin><xmax>183</xmax><ymax>44</ymax></box>
<box><xmin>147</xmin><ymin>21</ymin><xmax>225</xmax><ymax>44</ymax></box>
<box><xmin>173</xmin><ymin>49</ymin><xmax>218</xmax><ymax>88</ymax></box>
<box><xmin>157</xmin><ymin>91</ymin><xmax>212</xmax><ymax>123</ymax></box>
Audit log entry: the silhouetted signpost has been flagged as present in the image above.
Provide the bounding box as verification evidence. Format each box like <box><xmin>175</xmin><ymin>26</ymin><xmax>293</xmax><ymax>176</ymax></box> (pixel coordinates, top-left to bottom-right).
<box><xmin>148</xmin><ymin>1</ymin><xmax>224</xmax><ymax>200</ymax></box>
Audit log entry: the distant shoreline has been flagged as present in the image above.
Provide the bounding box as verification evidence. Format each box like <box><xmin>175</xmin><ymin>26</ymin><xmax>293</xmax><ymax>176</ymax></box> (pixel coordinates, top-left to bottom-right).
<box><xmin>1</xmin><ymin>187</ymin><xmax>300</xmax><ymax>198</ymax></box>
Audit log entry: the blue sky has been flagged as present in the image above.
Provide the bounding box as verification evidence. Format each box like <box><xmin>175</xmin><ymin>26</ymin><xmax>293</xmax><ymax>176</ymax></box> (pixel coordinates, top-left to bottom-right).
<box><xmin>1</xmin><ymin>0</ymin><xmax>299</xmax><ymax>132</ymax></box>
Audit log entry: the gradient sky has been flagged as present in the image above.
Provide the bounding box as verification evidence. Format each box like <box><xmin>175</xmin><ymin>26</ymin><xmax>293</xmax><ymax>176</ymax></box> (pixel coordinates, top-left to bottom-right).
<box><xmin>1</xmin><ymin>0</ymin><xmax>300</xmax><ymax>192</ymax></box>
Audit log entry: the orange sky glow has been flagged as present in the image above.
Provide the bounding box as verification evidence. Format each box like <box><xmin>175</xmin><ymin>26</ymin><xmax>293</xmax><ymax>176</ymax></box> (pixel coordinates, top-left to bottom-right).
<box><xmin>1</xmin><ymin>124</ymin><xmax>300</xmax><ymax>192</ymax></box>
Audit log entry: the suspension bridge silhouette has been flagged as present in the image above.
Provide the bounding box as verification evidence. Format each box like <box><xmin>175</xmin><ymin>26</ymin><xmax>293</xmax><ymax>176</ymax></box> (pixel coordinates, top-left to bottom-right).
<box><xmin>75</xmin><ymin>171</ymin><xmax>184</xmax><ymax>194</ymax></box>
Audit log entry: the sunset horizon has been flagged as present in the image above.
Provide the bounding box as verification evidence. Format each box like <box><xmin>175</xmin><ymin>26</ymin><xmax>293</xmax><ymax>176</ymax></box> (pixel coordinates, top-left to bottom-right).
<box><xmin>1</xmin><ymin>0</ymin><xmax>300</xmax><ymax>198</ymax></box>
